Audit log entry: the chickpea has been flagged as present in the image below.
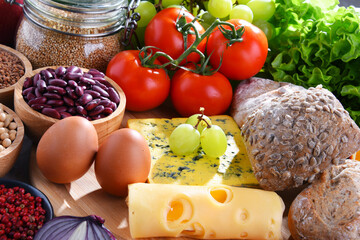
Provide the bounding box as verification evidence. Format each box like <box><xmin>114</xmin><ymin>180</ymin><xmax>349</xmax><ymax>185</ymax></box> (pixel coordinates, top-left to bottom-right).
<box><xmin>2</xmin><ymin>138</ymin><xmax>11</xmax><ymax>148</ymax></box>
<box><xmin>0</xmin><ymin>112</ymin><xmax>6</xmax><ymax>122</ymax></box>
<box><xmin>8</xmin><ymin>122</ymin><xmax>17</xmax><ymax>130</ymax></box>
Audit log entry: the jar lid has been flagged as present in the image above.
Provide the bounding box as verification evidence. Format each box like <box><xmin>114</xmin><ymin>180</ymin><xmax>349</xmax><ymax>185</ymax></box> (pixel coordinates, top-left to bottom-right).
<box><xmin>23</xmin><ymin>0</ymin><xmax>128</xmax><ymax>37</ymax></box>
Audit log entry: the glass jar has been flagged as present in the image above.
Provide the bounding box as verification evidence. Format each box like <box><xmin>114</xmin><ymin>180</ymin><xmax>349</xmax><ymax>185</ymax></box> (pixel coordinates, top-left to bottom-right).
<box><xmin>15</xmin><ymin>0</ymin><xmax>128</xmax><ymax>72</ymax></box>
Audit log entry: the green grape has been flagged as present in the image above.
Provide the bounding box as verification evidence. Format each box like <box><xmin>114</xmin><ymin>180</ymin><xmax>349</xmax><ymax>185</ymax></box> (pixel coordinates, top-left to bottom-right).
<box><xmin>207</xmin><ymin>0</ymin><xmax>232</xmax><ymax>19</ymax></box>
<box><xmin>169</xmin><ymin>124</ymin><xmax>200</xmax><ymax>156</ymax></box>
<box><xmin>134</xmin><ymin>1</ymin><xmax>157</xmax><ymax>27</ymax></box>
<box><xmin>200</xmin><ymin>11</ymin><xmax>216</xmax><ymax>29</ymax></box>
<box><xmin>246</xmin><ymin>0</ymin><xmax>275</xmax><ymax>21</ymax></box>
<box><xmin>237</xmin><ymin>0</ymin><xmax>251</xmax><ymax>4</ymax></box>
<box><xmin>155</xmin><ymin>0</ymin><xmax>183</xmax><ymax>8</ymax></box>
<box><xmin>231</xmin><ymin>0</ymin><xmax>236</xmax><ymax>4</ymax></box>
<box><xmin>186</xmin><ymin>114</ymin><xmax>212</xmax><ymax>133</ymax></box>
<box><xmin>252</xmin><ymin>19</ymin><xmax>274</xmax><ymax>39</ymax></box>
<box><xmin>229</xmin><ymin>4</ymin><xmax>253</xmax><ymax>22</ymax></box>
<box><xmin>200</xmin><ymin>125</ymin><xmax>227</xmax><ymax>158</ymax></box>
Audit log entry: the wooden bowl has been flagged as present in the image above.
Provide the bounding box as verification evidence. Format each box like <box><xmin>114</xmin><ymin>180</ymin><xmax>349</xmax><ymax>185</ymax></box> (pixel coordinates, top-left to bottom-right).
<box><xmin>0</xmin><ymin>104</ymin><xmax>25</xmax><ymax>177</ymax></box>
<box><xmin>14</xmin><ymin>66</ymin><xmax>126</xmax><ymax>144</ymax></box>
<box><xmin>0</xmin><ymin>44</ymin><xmax>32</xmax><ymax>108</ymax></box>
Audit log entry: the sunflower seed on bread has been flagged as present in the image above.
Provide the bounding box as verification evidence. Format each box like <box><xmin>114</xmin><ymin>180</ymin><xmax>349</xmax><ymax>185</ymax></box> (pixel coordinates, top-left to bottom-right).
<box><xmin>231</xmin><ymin>78</ymin><xmax>360</xmax><ymax>191</ymax></box>
<box><xmin>288</xmin><ymin>159</ymin><xmax>360</xmax><ymax>240</ymax></box>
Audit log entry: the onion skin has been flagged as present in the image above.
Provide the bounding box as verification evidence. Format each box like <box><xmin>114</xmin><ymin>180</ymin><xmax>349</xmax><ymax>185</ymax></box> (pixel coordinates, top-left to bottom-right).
<box><xmin>34</xmin><ymin>215</ymin><xmax>116</xmax><ymax>240</ymax></box>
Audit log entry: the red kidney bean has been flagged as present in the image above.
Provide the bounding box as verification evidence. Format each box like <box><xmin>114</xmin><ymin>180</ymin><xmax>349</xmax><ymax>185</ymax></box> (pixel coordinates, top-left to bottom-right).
<box><xmin>75</xmin><ymin>86</ymin><xmax>84</xmax><ymax>96</ymax></box>
<box><xmin>66</xmin><ymin>87</ymin><xmax>78</xmax><ymax>99</ymax></box>
<box><xmin>99</xmin><ymin>98</ymin><xmax>111</xmax><ymax>107</ymax></box>
<box><xmin>47</xmin><ymin>99</ymin><xmax>64</xmax><ymax>107</ymax></box>
<box><xmin>63</xmin><ymin>96</ymin><xmax>75</xmax><ymax>106</ymax></box>
<box><xmin>80</xmin><ymin>77</ymin><xmax>96</xmax><ymax>85</ymax></box>
<box><xmin>40</xmin><ymin>69</ymin><xmax>53</xmax><ymax>80</ymax></box>
<box><xmin>92</xmin><ymin>85</ymin><xmax>109</xmax><ymax>98</ymax></box>
<box><xmin>23</xmin><ymin>77</ymin><xmax>33</xmax><ymax>89</ymax></box>
<box><xmin>68</xmin><ymin>80</ymin><xmax>78</xmax><ymax>88</ymax></box>
<box><xmin>89</xmin><ymin>105</ymin><xmax>104</xmax><ymax>116</ymax></box>
<box><xmin>93</xmin><ymin>77</ymin><xmax>112</xmax><ymax>88</ymax></box>
<box><xmin>43</xmin><ymin>92</ymin><xmax>61</xmax><ymax>100</ymax></box>
<box><xmin>103</xmin><ymin>107</ymin><xmax>114</xmax><ymax>115</ymax></box>
<box><xmin>77</xmin><ymin>93</ymin><xmax>93</xmax><ymax>106</ymax></box>
<box><xmin>67</xmin><ymin>65</ymin><xmax>81</xmax><ymax>74</ymax></box>
<box><xmin>30</xmin><ymin>103</ymin><xmax>51</xmax><ymax>111</ymax></box>
<box><xmin>60</xmin><ymin>112</ymin><xmax>72</xmax><ymax>119</ymax></box>
<box><xmin>88</xmin><ymin>69</ymin><xmax>105</xmax><ymax>77</ymax></box>
<box><xmin>64</xmin><ymin>72</ymin><xmax>82</xmax><ymax>80</ymax></box>
<box><xmin>26</xmin><ymin>92</ymin><xmax>36</xmax><ymax>101</ymax></box>
<box><xmin>23</xmin><ymin>87</ymin><xmax>35</xmax><ymax>96</ymax></box>
<box><xmin>37</xmin><ymin>79</ymin><xmax>47</xmax><ymax>93</ymax></box>
<box><xmin>68</xmin><ymin>107</ymin><xmax>77</xmax><ymax>115</ymax></box>
<box><xmin>84</xmin><ymin>90</ymin><xmax>101</xmax><ymax>98</ymax></box>
<box><xmin>35</xmin><ymin>88</ymin><xmax>43</xmax><ymax>98</ymax></box>
<box><xmin>32</xmin><ymin>73</ymin><xmax>41</xmax><ymax>87</ymax></box>
<box><xmin>94</xmin><ymin>80</ymin><xmax>108</xmax><ymax>90</ymax></box>
<box><xmin>55</xmin><ymin>106</ymin><xmax>67</xmax><ymax>112</ymax></box>
<box><xmin>83</xmin><ymin>73</ymin><xmax>93</xmax><ymax>79</ymax></box>
<box><xmin>76</xmin><ymin>106</ymin><xmax>87</xmax><ymax>116</ymax></box>
<box><xmin>42</xmin><ymin>108</ymin><xmax>61</xmax><ymax>119</ymax></box>
<box><xmin>55</xmin><ymin>66</ymin><xmax>66</xmax><ymax>77</ymax></box>
<box><xmin>28</xmin><ymin>97</ymin><xmax>47</xmax><ymax>106</ymax></box>
<box><xmin>49</xmin><ymin>79</ymin><xmax>67</xmax><ymax>87</ymax></box>
<box><xmin>107</xmin><ymin>87</ymin><xmax>120</xmax><ymax>105</ymax></box>
<box><xmin>108</xmin><ymin>101</ymin><xmax>117</xmax><ymax>110</ymax></box>
<box><xmin>85</xmin><ymin>98</ymin><xmax>100</xmax><ymax>111</ymax></box>
<box><xmin>47</xmin><ymin>85</ymin><xmax>66</xmax><ymax>95</ymax></box>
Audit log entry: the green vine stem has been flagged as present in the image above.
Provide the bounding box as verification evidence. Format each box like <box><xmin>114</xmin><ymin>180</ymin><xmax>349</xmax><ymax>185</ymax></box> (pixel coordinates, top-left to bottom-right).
<box><xmin>139</xmin><ymin>7</ymin><xmax>244</xmax><ymax>75</ymax></box>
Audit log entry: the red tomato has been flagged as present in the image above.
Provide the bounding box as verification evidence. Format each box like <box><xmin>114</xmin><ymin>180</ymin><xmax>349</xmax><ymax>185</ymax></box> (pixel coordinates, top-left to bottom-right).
<box><xmin>207</xmin><ymin>19</ymin><xmax>268</xmax><ymax>81</ymax></box>
<box><xmin>145</xmin><ymin>7</ymin><xmax>206</xmax><ymax>65</ymax></box>
<box><xmin>170</xmin><ymin>67</ymin><xmax>233</xmax><ymax>117</ymax></box>
<box><xmin>106</xmin><ymin>50</ymin><xmax>170</xmax><ymax>112</ymax></box>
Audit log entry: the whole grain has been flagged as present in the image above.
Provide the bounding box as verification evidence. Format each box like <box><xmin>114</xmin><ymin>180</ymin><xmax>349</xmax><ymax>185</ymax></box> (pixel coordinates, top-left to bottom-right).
<box><xmin>16</xmin><ymin>18</ymin><xmax>122</xmax><ymax>72</ymax></box>
<box><xmin>0</xmin><ymin>49</ymin><xmax>25</xmax><ymax>89</ymax></box>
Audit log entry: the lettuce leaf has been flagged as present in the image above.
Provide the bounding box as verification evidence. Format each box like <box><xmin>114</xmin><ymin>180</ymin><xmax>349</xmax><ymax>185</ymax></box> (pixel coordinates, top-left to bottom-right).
<box><xmin>265</xmin><ymin>0</ymin><xmax>360</xmax><ymax>125</ymax></box>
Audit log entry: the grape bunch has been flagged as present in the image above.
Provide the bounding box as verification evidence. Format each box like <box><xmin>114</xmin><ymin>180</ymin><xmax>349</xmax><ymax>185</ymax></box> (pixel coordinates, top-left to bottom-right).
<box><xmin>169</xmin><ymin>110</ymin><xmax>227</xmax><ymax>158</ymax></box>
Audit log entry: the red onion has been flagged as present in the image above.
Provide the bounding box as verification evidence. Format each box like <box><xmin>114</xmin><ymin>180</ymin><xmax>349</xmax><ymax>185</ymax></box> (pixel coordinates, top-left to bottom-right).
<box><xmin>34</xmin><ymin>215</ymin><xmax>116</xmax><ymax>240</ymax></box>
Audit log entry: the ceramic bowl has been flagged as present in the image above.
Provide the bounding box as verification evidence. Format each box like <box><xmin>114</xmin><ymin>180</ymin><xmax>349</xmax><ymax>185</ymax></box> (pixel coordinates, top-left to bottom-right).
<box><xmin>13</xmin><ymin>66</ymin><xmax>126</xmax><ymax>144</ymax></box>
<box><xmin>0</xmin><ymin>104</ymin><xmax>25</xmax><ymax>177</ymax></box>
<box><xmin>0</xmin><ymin>178</ymin><xmax>54</xmax><ymax>222</ymax></box>
<box><xmin>0</xmin><ymin>44</ymin><xmax>32</xmax><ymax>108</ymax></box>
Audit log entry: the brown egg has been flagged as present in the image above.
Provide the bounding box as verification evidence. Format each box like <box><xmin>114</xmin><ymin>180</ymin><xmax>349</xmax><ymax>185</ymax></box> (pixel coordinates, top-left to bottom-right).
<box><xmin>36</xmin><ymin>116</ymin><xmax>98</xmax><ymax>184</ymax></box>
<box><xmin>95</xmin><ymin>128</ymin><xmax>151</xmax><ymax>197</ymax></box>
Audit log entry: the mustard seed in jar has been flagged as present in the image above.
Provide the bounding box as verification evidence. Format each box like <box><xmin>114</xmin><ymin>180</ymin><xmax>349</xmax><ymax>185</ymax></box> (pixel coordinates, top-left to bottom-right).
<box><xmin>16</xmin><ymin>0</ymin><xmax>128</xmax><ymax>72</ymax></box>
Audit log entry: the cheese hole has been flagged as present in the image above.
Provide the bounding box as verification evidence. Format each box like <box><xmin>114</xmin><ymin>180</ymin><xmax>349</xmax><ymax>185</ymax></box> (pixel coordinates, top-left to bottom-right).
<box><xmin>237</xmin><ymin>208</ymin><xmax>249</xmax><ymax>224</ymax></box>
<box><xmin>209</xmin><ymin>187</ymin><xmax>233</xmax><ymax>204</ymax></box>
<box><xmin>181</xmin><ymin>222</ymin><xmax>205</xmax><ymax>238</ymax></box>
<box><xmin>167</xmin><ymin>200</ymin><xmax>183</xmax><ymax>222</ymax></box>
<box><xmin>240</xmin><ymin>232</ymin><xmax>248</xmax><ymax>238</ymax></box>
<box><xmin>166</xmin><ymin>197</ymin><xmax>193</xmax><ymax>229</ymax></box>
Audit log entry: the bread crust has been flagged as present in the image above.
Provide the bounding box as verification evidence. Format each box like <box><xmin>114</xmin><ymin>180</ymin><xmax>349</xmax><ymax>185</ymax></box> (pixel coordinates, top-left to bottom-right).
<box><xmin>288</xmin><ymin>160</ymin><xmax>360</xmax><ymax>240</ymax></box>
<box><xmin>231</xmin><ymin>78</ymin><xmax>360</xmax><ymax>191</ymax></box>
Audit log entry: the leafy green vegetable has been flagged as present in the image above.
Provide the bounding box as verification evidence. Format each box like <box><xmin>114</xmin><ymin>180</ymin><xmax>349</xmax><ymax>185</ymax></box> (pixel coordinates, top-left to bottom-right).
<box><xmin>264</xmin><ymin>0</ymin><xmax>360</xmax><ymax>125</ymax></box>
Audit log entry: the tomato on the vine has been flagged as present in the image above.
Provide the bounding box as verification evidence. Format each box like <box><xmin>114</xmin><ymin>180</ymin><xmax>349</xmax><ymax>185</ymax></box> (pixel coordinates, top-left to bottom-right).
<box><xmin>170</xmin><ymin>66</ymin><xmax>233</xmax><ymax>117</ymax></box>
<box><xmin>207</xmin><ymin>19</ymin><xmax>268</xmax><ymax>81</ymax></box>
<box><xmin>106</xmin><ymin>50</ymin><xmax>170</xmax><ymax>112</ymax></box>
<box><xmin>145</xmin><ymin>7</ymin><xmax>206</xmax><ymax>65</ymax></box>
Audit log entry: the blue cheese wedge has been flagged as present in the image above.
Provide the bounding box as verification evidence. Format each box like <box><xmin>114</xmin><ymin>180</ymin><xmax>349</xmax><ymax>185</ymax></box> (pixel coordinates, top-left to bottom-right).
<box><xmin>127</xmin><ymin>115</ymin><xmax>258</xmax><ymax>187</ymax></box>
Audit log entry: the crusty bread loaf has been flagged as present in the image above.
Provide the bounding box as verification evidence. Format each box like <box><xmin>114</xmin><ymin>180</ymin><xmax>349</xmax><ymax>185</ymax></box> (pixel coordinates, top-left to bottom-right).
<box><xmin>231</xmin><ymin>78</ymin><xmax>360</xmax><ymax>191</ymax></box>
<box><xmin>288</xmin><ymin>159</ymin><xmax>360</xmax><ymax>240</ymax></box>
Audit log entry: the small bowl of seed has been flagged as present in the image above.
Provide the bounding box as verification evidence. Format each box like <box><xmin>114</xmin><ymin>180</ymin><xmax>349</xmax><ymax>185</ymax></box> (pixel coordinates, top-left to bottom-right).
<box><xmin>0</xmin><ymin>44</ymin><xmax>32</xmax><ymax>108</ymax></box>
<box><xmin>14</xmin><ymin>65</ymin><xmax>126</xmax><ymax>144</ymax></box>
<box><xmin>0</xmin><ymin>103</ymin><xmax>25</xmax><ymax>177</ymax></box>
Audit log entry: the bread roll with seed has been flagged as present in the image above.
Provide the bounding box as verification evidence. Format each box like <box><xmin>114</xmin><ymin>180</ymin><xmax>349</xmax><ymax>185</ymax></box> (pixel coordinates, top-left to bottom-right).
<box><xmin>231</xmin><ymin>78</ymin><xmax>360</xmax><ymax>191</ymax></box>
<box><xmin>288</xmin><ymin>159</ymin><xmax>360</xmax><ymax>240</ymax></box>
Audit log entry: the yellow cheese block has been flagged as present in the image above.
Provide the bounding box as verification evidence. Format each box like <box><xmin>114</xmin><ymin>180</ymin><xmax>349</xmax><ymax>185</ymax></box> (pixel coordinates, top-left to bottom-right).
<box><xmin>127</xmin><ymin>115</ymin><xmax>258</xmax><ymax>187</ymax></box>
<box><xmin>128</xmin><ymin>183</ymin><xmax>285</xmax><ymax>239</ymax></box>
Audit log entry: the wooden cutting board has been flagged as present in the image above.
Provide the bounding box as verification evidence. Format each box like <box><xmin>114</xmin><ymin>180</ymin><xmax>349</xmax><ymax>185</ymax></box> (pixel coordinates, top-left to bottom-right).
<box><xmin>30</xmin><ymin>103</ymin><xmax>294</xmax><ymax>240</ymax></box>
